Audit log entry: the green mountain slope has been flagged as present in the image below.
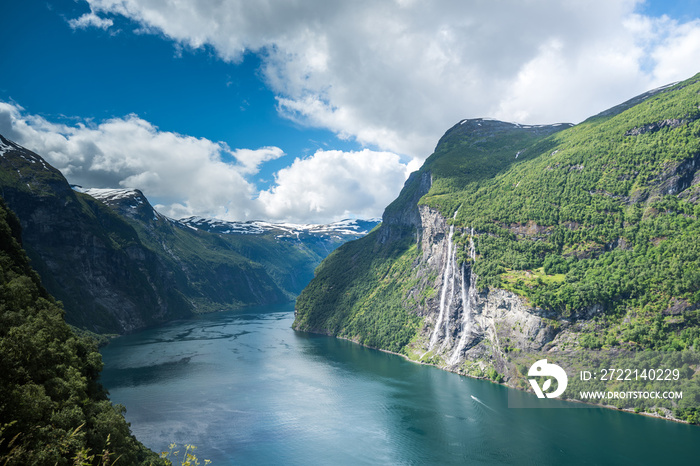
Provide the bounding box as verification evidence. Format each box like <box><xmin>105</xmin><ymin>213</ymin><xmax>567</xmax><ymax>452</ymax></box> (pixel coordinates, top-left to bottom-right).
<box><xmin>294</xmin><ymin>73</ymin><xmax>700</xmax><ymax>419</ymax></box>
<box><xmin>434</xmin><ymin>76</ymin><xmax>700</xmax><ymax>345</ymax></box>
<box><xmin>0</xmin><ymin>197</ymin><xmax>163</xmax><ymax>465</ymax></box>
<box><xmin>80</xmin><ymin>188</ymin><xmax>292</xmax><ymax>313</ymax></box>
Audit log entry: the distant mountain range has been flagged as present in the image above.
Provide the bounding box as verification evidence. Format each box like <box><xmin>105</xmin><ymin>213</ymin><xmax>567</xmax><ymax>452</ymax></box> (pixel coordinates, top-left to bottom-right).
<box><xmin>79</xmin><ymin>186</ymin><xmax>378</xmax><ymax>239</ymax></box>
<box><xmin>0</xmin><ymin>135</ymin><xmax>377</xmax><ymax>333</ymax></box>
<box><xmin>181</xmin><ymin>215</ymin><xmax>379</xmax><ymax>238</ymax></box>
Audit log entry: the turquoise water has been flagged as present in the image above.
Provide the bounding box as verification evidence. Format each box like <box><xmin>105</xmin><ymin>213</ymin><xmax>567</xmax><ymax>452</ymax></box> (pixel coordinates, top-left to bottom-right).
<box><xmin>100</xmin><ymin>303</ymin><xmax>700</xmax><ymax>465</ymax></box>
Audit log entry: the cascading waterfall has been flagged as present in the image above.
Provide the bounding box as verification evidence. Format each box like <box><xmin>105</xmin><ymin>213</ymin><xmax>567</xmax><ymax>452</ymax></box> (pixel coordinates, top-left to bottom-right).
<box><xmin>449</xmin><ymin>228</ymin><xmax>477</xmax><ymax>365</ymax></box>
<box><xmin>428</xmin><ymin>225</ymin><xmax>455</xmax><ymax>351</ymax></box>
<box><xmin>438</xmin><ymin>252</ymin><xmax>457</xmax><ymax>352</ymax></box>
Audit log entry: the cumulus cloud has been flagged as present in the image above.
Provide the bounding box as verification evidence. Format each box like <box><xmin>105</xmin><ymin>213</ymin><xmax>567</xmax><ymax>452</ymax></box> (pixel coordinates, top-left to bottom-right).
<box><xmin>74</xmin><ymin>0</ymin><xmax>700</xmax><ymax>158</ymax></box>
<box><xmin>0</xmin><ymin>102</ymin><xmax>258</xmax><ymax>219</ymax></box>
<box><xmin>0</xmin><ymin>102</ymin><xmax>406</xmax><ymax>222</ymax></box>
<box><xmin>258</xmin><ymin>149</ymin><xmax>410</xmax><ymax>222</ymax></box>
<box><xmin>649</xmin><ymin>18</ymin><xmax>700</xmax><ymax>84</ymax></box>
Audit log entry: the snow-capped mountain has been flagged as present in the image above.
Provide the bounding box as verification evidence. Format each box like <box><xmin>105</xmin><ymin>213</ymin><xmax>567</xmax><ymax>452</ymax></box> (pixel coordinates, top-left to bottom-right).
<box><xmin>180</xmin><ymin>216</ymin><xmax>380</xmax><ymax>240</ymax></box>
<box><xmin>78</xmin><ymin>187</ymin><xmax>145</xmax><ymax>202</ymax></box>
<box><xmin>74</xmin><ymin>186</ymin><xmax>380</xmax><ymax>241</ymax></box>
<box><xmin>74</xmin><ymin>187</ymin><xmax>166</xmax><ymax>224</ymax></box>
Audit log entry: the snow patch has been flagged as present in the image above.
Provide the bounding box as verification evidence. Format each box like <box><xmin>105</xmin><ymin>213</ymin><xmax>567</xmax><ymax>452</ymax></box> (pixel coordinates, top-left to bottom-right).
<box><xmin>83</xmin><ymin>188</ymin><xmax>142</xmax><ymax>201</ymax></box>
<box><xmin>0</xmin><ymin>138</ymin><xmax>18</xmax><ymax>156</ymax></box>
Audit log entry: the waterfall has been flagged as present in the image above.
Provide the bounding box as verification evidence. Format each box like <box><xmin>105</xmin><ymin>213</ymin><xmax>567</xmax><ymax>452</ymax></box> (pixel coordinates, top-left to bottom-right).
<box><xmin>438</xmin><ymin>256</ymin><xmax>457</xmax><ymax>352</ymax></box>
<box><xmin>428</xmin><ymin>225</ymin><xmax>455</xmax><ymax>351</ymax></box>
<box><xmin>449</xmin><ymin>228</ymin><xmax>477</xmax><ymax>365</ymax></box>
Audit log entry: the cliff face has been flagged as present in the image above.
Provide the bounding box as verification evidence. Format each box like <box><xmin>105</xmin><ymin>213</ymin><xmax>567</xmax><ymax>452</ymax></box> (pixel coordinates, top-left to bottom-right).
<box><xmin>82</xmin><ymin>188</ymin><xmax>379</xmax><ymax>313</ymax></box>
<box><xmin>379</xmin><ymin>170</ymin><xmax>433</xmax><ymax>244</ymax></box>
<box><xmin>403</xmin><ymin>205</ymin><xmax>593</xmax><ymax>378</ymax></box>
<box><xmin>0</xmin><ymin>135</ymin><xmax>192</xmax><ymax>333</ymax></box>
<box><xmin>293</xmin><ymin>118</ymin><xmax>571</xmax><ymax>356</ymax></box>
<box><xmin>79</xmin><ymin>187</ymin><xmax>292</xmax><ymax>314</ymax></box>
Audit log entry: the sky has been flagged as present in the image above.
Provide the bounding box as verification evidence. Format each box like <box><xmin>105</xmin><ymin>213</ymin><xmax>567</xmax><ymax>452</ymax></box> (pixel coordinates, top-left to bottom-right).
<box><xmin>1</xmin><ymin>0</ymin><xmax>700</xmax><ymax>223</ymax></box>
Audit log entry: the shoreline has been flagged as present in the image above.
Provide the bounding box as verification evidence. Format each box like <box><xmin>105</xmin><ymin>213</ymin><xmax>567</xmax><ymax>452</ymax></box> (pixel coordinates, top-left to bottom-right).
<box><xmin>296</xmin><ymin>326</ymin><xmax>693</xmax><ymax>426</ymax></box>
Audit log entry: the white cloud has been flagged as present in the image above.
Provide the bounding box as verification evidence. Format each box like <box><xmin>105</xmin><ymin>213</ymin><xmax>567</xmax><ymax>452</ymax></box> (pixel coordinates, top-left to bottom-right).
<box><xmin>68</xmin><ymin>12</ymin><xmax>114</xmax><ymax>30</ymax></box>
<box><xmin>232</xmin><ymin>147</ymin><xmax>285</xmax><ymax>175</ymax></box>
<box><xmin>0</xmin><ymin>102</ymin><xmax>256</xmax><ymax>219</ymax></box>
<box><xmin>650</xmin><ymin>18</ymin><xmax>700</xmax><ymax>84</ymax></box>
<box><xmin>0</xmin><ymin>102</ymin><xmax>407</xmax><ymax>223</ymax></box>
<box><xmin>74</xmin><ymin>0</ymin><xmax>700</xmax><ymax>159</ymax></box>
<box><xmin>258</xmin><ymin>149</ymin><xmax>410</xmax><ymax>222</ymax></box>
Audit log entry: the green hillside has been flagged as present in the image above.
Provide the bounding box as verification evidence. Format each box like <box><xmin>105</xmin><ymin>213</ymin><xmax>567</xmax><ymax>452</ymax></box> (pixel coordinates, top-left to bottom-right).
<box><xmin>84</xmin><ymin>188</ymin><xmax>377</xmax><ymax>316</ymax></box>
<box><xmin>437</xmin><ymin>75</ymin><xmax>700</xmax><ymax>351</ymax></box>
<box><xmin>295</xmin><ymin>73</ymin><xmax>700</xmax><ymax>357</ymax></box>
<box><xmin>91</xmin><ymin>191</ymin><xmax>291</xmax><ymax>314</ymax></box>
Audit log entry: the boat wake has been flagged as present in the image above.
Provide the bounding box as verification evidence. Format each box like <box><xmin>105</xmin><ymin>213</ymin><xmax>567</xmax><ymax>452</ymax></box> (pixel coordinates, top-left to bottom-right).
<box><xmin>470</xmin><ymin>395</ymin><xmax>495</xmax><ymax>412</ymax></box>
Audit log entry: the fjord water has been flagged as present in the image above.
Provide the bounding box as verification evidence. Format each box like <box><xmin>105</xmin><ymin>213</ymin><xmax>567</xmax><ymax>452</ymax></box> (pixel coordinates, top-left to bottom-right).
<box><xmin>100</xmin><ymin>304</ymin><xmax>700</xmax><ymax>465</ymax></box>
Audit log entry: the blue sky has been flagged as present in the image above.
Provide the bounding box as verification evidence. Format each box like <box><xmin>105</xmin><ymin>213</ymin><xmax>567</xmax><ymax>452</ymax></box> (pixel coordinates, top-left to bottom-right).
<box><xmin>1</xmin><ymin>0</ymin><xmax>699</xmax><ymax>222</ymax></box>
<box><xmin>1</xmin><ymin>0</ymin><xmax>358</xmax><ymax>188</ymax></box>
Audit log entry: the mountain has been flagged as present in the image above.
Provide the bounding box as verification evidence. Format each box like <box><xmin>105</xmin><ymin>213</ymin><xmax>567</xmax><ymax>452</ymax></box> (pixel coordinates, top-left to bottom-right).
<box><xmin>179</xmin><ymin>215</ymin><xmax>378</xmax><ymax>241</ymax></box>
<box><xmin>77</xmin><ymin>187</ymin><xmax>378</xmax><ymax>303</ymax></box>
<box><xmin>0</xmin><ymin>196</ymin><xmax>162</xmax><ymax>465</ymax></box>
<box><xmin>0</xmin><ymin>136</ymin><xmax>378</xmax><ymax>334</ymax></box>
<box><xmin>293</xmin><ymin>73</ymin><xmax>700</xmax><ymax>421</ymax></box>
<box><xmin>80</xmin><ymin>185</ymin><xmax>379</xmax><ymax>309</ymax></box>
<box><xmin>0</xmin><ymin>135</ymin><xmax>192</xmax><ymax>333</ymax></box>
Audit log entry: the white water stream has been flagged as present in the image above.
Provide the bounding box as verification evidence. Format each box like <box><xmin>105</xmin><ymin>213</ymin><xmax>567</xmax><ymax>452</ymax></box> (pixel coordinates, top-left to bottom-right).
<box><xmin>428</xmin><ymin>224</ymin><xmax>455</xmax><ymax>351</ymax></box>
<box><xmin>428</xmin><ymin>224</ymin><xmax>478</xmax><ymax>365</ymax></box>
<box><xmin>449</xmin><ymin>228</ymin><xmax>477</xmax><ymax>365</ymax></box>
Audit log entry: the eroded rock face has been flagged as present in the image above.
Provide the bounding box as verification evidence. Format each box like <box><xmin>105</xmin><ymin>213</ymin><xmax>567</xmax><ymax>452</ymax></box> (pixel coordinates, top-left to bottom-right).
<box><xmin>624</xmin><ymin>118</ymin><xmax>689</xmax><ymax>136</ymax></box>
<box><xmin>2</xmin><ymin>181</ymin><xmax>192</xmax><ymax>333</ymax></box>
<box><xmin>380</xmin><ymin>170</ymin><xmax>432</xmax><ymax>244</ymax></box>
<box><xmin>0</xmin><ymin>136</ymin><xmax>194</xmax><ymax>333</ymax></box>
<box><xmin>406</xmin><ymin>206</ymin><xmax>591</xmax><ymax>380</ymax></box>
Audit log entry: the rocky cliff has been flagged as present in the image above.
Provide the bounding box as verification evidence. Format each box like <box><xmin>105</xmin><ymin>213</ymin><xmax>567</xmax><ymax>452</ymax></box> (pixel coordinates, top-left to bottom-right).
<box><xmin>80</xmin><ymin>187</ymin><xmax>379</xmax><ymax>312</ymax></box>
<box><xmin>402</xmin><ymin>204</ymin><xmax>591</xmax><ymax>379</ymax></box>
<box><xmin>293</xmin><ymin>118</ymin><xmax>571</xmax><ymax>358</ymax></box>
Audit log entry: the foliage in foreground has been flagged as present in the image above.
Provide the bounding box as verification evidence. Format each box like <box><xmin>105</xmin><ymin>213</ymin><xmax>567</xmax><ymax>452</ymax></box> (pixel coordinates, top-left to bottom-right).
<box><xmin>161</xmin><ymin>443</ymin><xmax>211</xmax><ymax>466</ymax></box>
<box><xmin>0</xmin><ymin>197</ymin><xmax>166</xmax><ymax>465</ymax></box>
